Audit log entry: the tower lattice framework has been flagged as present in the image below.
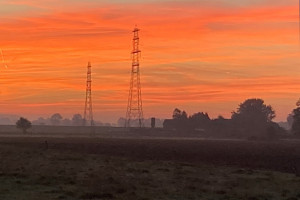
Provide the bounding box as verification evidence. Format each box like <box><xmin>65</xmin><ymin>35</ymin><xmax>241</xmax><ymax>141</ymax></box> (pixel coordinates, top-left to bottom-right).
<box><xmin>125</xmin><ymin>27</ymin><xmax>144</xmax><ymax>128</ymax></box>
<box><xmin>83</xmin><ymin>62</ymin><xmax>94</xmax><ymax>126</ymax></box>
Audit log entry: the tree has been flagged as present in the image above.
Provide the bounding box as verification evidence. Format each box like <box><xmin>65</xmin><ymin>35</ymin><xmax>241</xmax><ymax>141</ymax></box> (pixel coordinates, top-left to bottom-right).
<box><xmin>292</xmin><ymin>107</ymin><xmax>300</xmax><ymax>135</ymax></box>
<box><xmin>171</xmin><ymin>108</ymin><xmax>188</xmax><ymax>131</ymax></box>
<box><xmin>287</xmin><ymin>113</ymin><xmax>294</xmax><ymax>128</ymax></box>
<box><xmin>172</xmin><ymin>108</ymin><xmax>187</xmax><ymax>120</ymax></box>
<box><xmin>32</xmin><ymin>117</ymin><xmax>47</xmax><ymax>125</ymax></box>
<box><xmin>16</xmin><ymin>117</ymin><xmax>32</xmax><ymax>134</ymax></box>
<box><xmin>232</xmin><ymin>98</ymin><xmax>275</xmax><ymax>122</ymax></box>
<box><xmin>72</xmin><ymin>114</ymin><xmax>83</xmax><ymax>126</ymax></box>
<box><xmin>231</xmin><ymin>98</ymin><xmax>276</xmax><ymax>136</ymax></box>
<box><xmin>50</xmin><ymin>113</ymin><xmax>63</xmax><ymax>126</ymax></box>
<box><xmin>189</xmin><ymin>112</ymin><xmax>211</xmax><ymax>130</ymax></box>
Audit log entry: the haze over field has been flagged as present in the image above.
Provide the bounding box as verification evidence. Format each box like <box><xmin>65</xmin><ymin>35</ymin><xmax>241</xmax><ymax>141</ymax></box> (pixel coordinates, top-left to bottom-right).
<box><xmin>0</xmin><ymin>0</ymin><xmax>299</xmax><ymax>123</ymax></box>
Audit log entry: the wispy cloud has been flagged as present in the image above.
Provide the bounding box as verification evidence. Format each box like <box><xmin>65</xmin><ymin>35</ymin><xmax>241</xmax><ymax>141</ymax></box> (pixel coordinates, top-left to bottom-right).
<box><xmin>0</xmin><ymin>0</ymin><xmax>298</xmax><ymax>122</ymax></box>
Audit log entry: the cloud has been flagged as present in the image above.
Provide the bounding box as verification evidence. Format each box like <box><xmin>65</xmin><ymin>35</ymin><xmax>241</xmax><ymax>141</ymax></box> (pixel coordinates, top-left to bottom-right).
<box><xmin>0</xmin><ymin>0</ymin><xmax>298</xmax><ymax>122</ymax></box>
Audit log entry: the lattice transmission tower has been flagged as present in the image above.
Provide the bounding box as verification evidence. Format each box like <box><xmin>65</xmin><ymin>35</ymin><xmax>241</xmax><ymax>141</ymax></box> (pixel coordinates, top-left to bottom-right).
<box><xmin>125</xmin><ymin>27</ymin><xmax>144</xmax><ymax>128</ymax></box>
<box><xmin>83</xmin><ymin>62</ymin><xmax>94</xmax><ymax>126</ymax></box>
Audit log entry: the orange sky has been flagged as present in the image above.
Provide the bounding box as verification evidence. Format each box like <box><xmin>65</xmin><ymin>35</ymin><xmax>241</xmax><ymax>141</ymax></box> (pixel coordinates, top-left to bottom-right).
<box><xmin>0</xmin><ymin>0</ymin><xmax>299</xmax><ymax>123</ymax></box>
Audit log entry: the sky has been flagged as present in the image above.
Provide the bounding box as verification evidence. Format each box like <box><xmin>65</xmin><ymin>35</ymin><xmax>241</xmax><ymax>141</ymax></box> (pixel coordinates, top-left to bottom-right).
<box><xmin>0</xmin><ymin>0</ymin><xmax>299</xmax><ymax>123</ymax></box>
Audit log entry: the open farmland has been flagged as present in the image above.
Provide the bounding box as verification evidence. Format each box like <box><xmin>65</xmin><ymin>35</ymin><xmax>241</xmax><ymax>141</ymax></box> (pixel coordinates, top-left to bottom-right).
<box><xmin>0</xmin><ymin>135</ymin><xmax>300</xmax><ymax>199</ymax></box>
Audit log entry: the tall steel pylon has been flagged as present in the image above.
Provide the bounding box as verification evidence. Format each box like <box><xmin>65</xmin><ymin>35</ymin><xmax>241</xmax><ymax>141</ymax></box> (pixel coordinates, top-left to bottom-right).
<box><xmin>83</xmin><ymin>62</ymin><xmax>94</xmax><ymax>126</ymax></box>
<box><xmin>125</xmin><ymin>27</ymin><xmax>144</xmax><ymax>128</ymax></box>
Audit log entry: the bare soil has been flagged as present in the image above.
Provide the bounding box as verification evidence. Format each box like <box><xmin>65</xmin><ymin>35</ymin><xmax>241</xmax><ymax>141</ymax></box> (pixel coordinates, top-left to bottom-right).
<box><xmin>0</xmin><ymin>136</ymin><xmax>299</xmax><ymax>199</ymax></box>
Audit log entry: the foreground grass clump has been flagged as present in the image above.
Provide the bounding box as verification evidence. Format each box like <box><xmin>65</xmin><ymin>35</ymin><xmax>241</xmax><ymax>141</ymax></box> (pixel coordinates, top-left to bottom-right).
<box><xmin>0</xmin><ymin>141</ymin><xmax>299</xmax><ymax>200</ymax></box>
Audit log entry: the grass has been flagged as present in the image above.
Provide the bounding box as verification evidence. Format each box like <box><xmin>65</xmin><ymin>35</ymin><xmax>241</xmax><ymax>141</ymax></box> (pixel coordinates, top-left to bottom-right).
<box><xmin>0</xmin><ymin>137</ymin><xmax>299</xmax><ymax>199</ymax></box>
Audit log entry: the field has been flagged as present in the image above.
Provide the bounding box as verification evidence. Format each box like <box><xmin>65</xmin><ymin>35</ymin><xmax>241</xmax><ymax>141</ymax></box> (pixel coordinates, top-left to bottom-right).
<box><xmin>0</xmin><ymin>135</ymin><xmax>300</xmax><ymax>200</ymax></box>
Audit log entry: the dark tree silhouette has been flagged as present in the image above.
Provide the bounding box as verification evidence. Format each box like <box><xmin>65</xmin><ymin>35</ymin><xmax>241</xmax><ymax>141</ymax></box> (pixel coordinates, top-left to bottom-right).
<box><xmin>170</xmin><ymin>108</ymin><xmax>188</xmax><ymax>131</ymax></box>
<box><xmin>172</xmin><ymin>108</ymin><xmax>181</xmax><ymax>119</ymax></box>
<box><xmin>231</xmin><ymin>98</ymin><xmax>276</xmax><ymax>137</ymax></box>
<box><xmin>287</xmin><ymin>113</ymin><xmax>294</xmax><ymax>129</ymax></box>
<box><xmin>232</xmin><ymin>98</ymin><xmax>275</xmax><ymax>122</ymax></box>
<box><xmin>72</xmin><ymin>114</ymin><xmax>83</xmax><ymax>126</ymax></box>
<box><xmin>163</xmin><ymin>100</ymin><xmax>284</xmax><ymax>138</ymax></box>
<box><xmin>16</xmin><ymin>117</ymin><xmax>32</xmax><ymax>134</ymax></box>
<box><xmin>189</xmin><ymin>112</ymin><xmax>211</xmax><ymax>130</ymax></box>
<box><xmin>172</xmin><ymin>108</ymin><xmax>187</xmax><ymax>120</ymax></box>
<box><xmin>50</xmin><ymin>113</ymin><xmax>63</xmax><ymax>126</ymax></box>
<box><xmin>292</xmin><ymin>107</ymin><xmax>300</xmax><ymax>135</ymax></box>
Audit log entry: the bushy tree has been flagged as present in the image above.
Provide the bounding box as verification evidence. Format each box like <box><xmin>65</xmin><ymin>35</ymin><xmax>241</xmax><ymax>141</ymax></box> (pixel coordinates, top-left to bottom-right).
<box><xmin>72</xmin><ymin>114</ymin><xmax>83</xmax><ymax>126</ymax></box>
<box><xmin>232</xmin><ymin>98</ymin><xmax>275</xmax><ymax>122</ymax></box>
<box><xmin>50</xmin><ymin>113</ymin><xmax>63</xmax><ymax>126</ymax></box>
<box><xmin>171</xmin><ymin>108</ymin><xmax>188</xmax><ymax>131</ymax></box>
<box><xmin>189</xmin><ymin>112</ymin><xmax>211</xmax><ymax>130</ymax></box>
<box><xmin>231</xmin><ymin>98</ymin><xmax>275</xmax><ymax>136</ymax></box>
<box><xmin>16</xmin><ymin>117</ymin><xmax>32</xmax><ymax>134</ymax></box>
<box><xmin>172</xmin><ymin>108</ymin><xmax>187</xmax><ymax>120</ymax></box>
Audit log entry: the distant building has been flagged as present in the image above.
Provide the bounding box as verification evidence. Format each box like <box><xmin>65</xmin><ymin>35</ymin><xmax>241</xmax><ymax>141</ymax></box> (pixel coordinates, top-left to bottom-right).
<box><xmin>151</xmin><ymin>117</ymin><xmax>155</xmax><ymax>128</ymax></box>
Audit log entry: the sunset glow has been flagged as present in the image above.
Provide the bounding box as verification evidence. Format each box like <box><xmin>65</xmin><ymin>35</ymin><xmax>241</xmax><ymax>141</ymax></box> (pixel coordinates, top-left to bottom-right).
<box><xmin>0</xmin><ymin>0</ymin><xmax>299</xmax><ymax>123</ymax></box>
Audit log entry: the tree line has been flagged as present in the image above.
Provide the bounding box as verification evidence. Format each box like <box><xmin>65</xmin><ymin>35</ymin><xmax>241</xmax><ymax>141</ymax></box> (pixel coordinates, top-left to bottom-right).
<box><xmin>163</xmin><ymin>98</ymin><xmax>298</xmax><ymax>139</ymax></box>
<box><xmin>31</xmin><ymin>113</ymin><xmax>111</xmax><ymax>126</ymax></box>
<box><xmin>15</xmin><ymin>113</ymin><xmax>108</xmax><ymax>134</ymax></box>
<box><xmin>14</xmin><ymin>98</ymin><xmax>300</xmax><ymax>138</ymax></box>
